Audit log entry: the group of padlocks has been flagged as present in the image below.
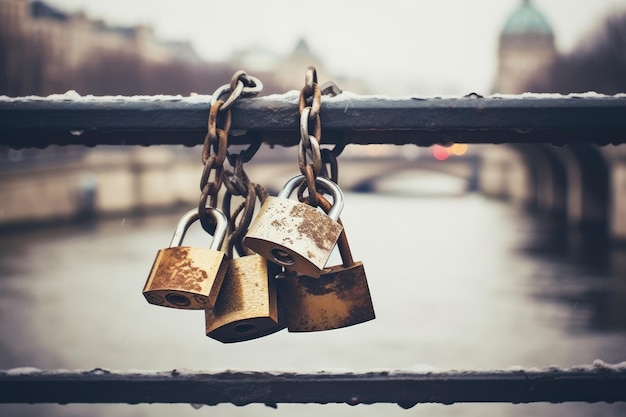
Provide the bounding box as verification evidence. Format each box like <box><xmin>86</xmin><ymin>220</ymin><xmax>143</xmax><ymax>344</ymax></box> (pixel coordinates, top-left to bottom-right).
<box><xmin>142</xmin><ymin>174</ymin><xmax>375</xmax><ymax>343</ymax></box>
<box><xmin>141</xmin><ymin>67</ymin><xmax>374</xmax><ymax>343</ymax></box>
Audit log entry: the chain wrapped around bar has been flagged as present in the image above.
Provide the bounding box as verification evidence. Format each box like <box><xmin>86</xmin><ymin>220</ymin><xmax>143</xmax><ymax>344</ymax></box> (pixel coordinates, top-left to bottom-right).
<box><xmin>318</xmin><ymin>80</ymin><xmax>345</xmax><ymax>184</ymax></box>
<box><xmin>297</xmin><ymin>66</ymin><xmax>323</xmax><ymax>208</ymax></box>
<box><xmin>198</xmin><ymin>71</ymin><xmax>263</xmax><ymax>234</ymax></box>
<box><xmin>297</xmin><ymin>68</ymin><xmax>346</xmax><ymax>202</ymax></box>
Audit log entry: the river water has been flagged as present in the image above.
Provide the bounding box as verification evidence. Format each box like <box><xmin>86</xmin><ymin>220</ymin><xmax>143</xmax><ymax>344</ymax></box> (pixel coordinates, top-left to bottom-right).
<box><xmin>1</xmin><ymin>171</ymin><xmax>626</xmax><ymax>417</ymax></box>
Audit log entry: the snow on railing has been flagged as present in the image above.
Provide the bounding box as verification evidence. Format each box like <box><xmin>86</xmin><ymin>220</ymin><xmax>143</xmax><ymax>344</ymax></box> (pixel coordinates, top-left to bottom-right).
<box><xmin>2</xmin><ymin>360</ymin><xmax>626</xmax><ymax>407</ymax></box>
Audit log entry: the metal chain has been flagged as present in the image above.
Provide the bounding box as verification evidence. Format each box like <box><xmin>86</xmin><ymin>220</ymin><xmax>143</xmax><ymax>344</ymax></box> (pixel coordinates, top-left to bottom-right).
<box><xmin>296</xmin><ymin>68</ymin><xmax>320</xmax><ymax>207</ymax></box>
<box><xmin>296</xmin><ymin>66</ymin><xmax>347</xmax><ymax>204</ymax></box>
<box><xmin>221</xmin><ymin>143</ymin><xmax>269</xmax><ymax>258</ymax></box>
<box><xmin>320</xmin><ymin>148</ymin><xmax>339</xmax><ymax>184</ymax></box>
<box><xmin>318</xmin><ymin>80</ymin><xmax>346</xmax><ymax>182</ymax></box>
<box><xmin>222</xmin><ymin>181</ymin><xmax>255</xmax><ymax>258</ymax></box>
<box><xmin>198</xmin><ymin>71</ymin><xmax>263</xmax><ymax>234</ymax></box>
<box><xmin>223</xmin><ymin>181</ymin><xmax>269</xmax><ymax>258</ymax></box>
<box><xmin>297</xmin><ymin>66</ymin><xmax>323</xmax><ymax>202</ymax></box>
<box><xmin>210</xmin><ymin>70</ymin><xmax>264</xmax><ymax>109</ymax></box>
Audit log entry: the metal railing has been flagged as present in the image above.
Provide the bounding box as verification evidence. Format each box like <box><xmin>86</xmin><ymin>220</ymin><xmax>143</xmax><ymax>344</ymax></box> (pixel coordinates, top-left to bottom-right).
<box><xmin>1</xmin><ymin>366</ymin><xmax>626</xmax><ymax>406</ymax></box>
<box><xmin>1</xmin><ymin>94</ymin><xmax>625</xmax><ymax>149</ymax></box>
<box><xmin>1</xmin><ymin>93</ymin><xmax>626</xmax><ymax>407</ymax></box>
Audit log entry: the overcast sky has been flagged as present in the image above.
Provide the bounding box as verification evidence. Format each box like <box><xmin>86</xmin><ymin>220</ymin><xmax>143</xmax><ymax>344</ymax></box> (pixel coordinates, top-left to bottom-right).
<box><xmin>46</xmin><ymin>0</ymin><xmax>626</xmax><ymax>95</ymax></box>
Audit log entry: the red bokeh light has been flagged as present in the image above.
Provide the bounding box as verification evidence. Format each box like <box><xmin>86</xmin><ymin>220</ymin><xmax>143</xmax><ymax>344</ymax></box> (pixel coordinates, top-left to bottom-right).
<box><xmin>432</xmin><ymin>145</ymin><xmax>449</xmax><ymax>161</ymax></box>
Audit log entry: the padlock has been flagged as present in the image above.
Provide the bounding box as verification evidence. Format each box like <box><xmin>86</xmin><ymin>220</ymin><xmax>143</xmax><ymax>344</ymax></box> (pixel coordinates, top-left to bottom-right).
<box><xmin>206</xmin><ymin>181</ymin><xmax>286</xmax><ymax>343</ymax></box>
<box><xmin>205</xmin><ymin>250</ymin><xmax>286</xmax><ymax>343</ymax></box>
<box><xmin>243</xmin><ymin>175</ymin><xmax>344</xmax><ymax>278</ymax></box>
<box><xmin>142</xmin><ymin>207</ymin><xmax>229</xmax><ymax>310</ymax></box>
<box><xmin>277</xmin><ymin>193</ymin><xmax>375</xmax><ymax>332</ymax></box>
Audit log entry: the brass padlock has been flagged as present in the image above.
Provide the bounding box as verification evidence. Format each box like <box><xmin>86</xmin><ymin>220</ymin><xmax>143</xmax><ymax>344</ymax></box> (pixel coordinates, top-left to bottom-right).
<box><xmin>243</xmin><ymin>175</ymin><xmax>344</xmax><ymax>278</ymax></box>
<box><xmin>277</xmin><ymin>193</ymin><xmax>375</xmax><ymax>332</ymax></box>
<box><xmin>205</xmin><ymin>250</ymin><xmax>286</xmax><ymax>343</ymax></box>
<box><xmin>142</xmin><ymin>207</ymin><xmax>229</xmax><ymax>309</ymax></box>
<box><xmin>205</xmin><ymin>181</ymin><xmax>286</xmax><ymax>343</ymax></box>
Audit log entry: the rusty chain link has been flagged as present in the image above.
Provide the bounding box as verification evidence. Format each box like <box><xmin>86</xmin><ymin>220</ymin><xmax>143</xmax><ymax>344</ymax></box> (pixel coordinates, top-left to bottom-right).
<box><xmin>297</xmin><ymin>66</ymin><xmax>346</xmax><ymax>206</ymax></box>
<box><xmin>318</xmin><ymin>80</ymin><xmax>345</xmax><ymax>184</ymax></box>
<box><xmin>223</xmin><ymin>181</ymin><xmax>270</xmax><ymax>258</ymax></box>
<box><xmin>297</xmin><ymin>67</ymin><xmax>322</xmax><ymax>207</ymax></box>
<box><xmin>198</xmin><ymin>71</ymin><xmax>262</xmax><ymax>234</ymax></box>
<box><xmin>320</xmin><ymin>148</ymin><xmax>339</xmax><ymax>184</ymax></box>
<box><xmin>222</xmin><ymin>181</ymin><xmax>255</xmax><ymax>258</ymax></box>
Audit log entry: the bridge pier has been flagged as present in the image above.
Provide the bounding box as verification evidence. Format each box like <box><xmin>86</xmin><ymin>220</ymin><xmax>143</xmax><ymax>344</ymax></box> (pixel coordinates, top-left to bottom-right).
<box><xmin>610</xmin><ymin>156</ymin><xmax>626</xmax><ymax>245</ymax></box>
<box><xmin>478</xmin><ymin>145</ymin><xmax>533</xmax><ymax>207</ymax></box>
<box><xmin>479</xmin><ymin>143</ymin><xmax>626</xmax><ymax>256</ymax></box>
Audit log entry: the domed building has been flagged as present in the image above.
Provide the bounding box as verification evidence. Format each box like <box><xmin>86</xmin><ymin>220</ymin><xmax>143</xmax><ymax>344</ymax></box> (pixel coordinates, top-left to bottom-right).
<box><xmin>494</xmin><ymin>0</ymin><xmax>557</xmax><ymax>93</ymax></box>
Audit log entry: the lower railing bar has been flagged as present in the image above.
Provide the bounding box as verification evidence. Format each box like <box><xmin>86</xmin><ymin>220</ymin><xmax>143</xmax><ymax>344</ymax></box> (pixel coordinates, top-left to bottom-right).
<box><xmin>1</xmin><ymin>367</ymin><xmax>625</xmax><ymax>407</ymax></box>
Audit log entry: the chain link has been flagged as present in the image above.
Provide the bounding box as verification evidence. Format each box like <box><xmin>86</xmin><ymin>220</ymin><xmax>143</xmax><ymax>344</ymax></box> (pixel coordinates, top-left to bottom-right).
<box><xmin>223</xmin><ymin>180</ymin><xmax>269</xmax><ymax>258</ymax></box>
<box><xmin>297</xmin><ymin>164</ymin><xmax>319</xmax><ymax>208</ymax></box>
<box><xmin>226</xmin><ymin>132</ymin><xmax>262</xmax><ymax>167</ymax></box>
<box><xmin>199</xmin><ymin>70</ymin><xmax>262</xmax><ymax>234</ymax></box>
<box><xmin>297</xmin><ymin>66</ymin><xmax>347</xmax><ymax>201</ymax></box>
<box><xmin>222</xmin><ymin>181</ymin><xmax>256</xmax><ymax>258</ymax></box>
<box><xmin>320</xmin><ymin>148</ymin><xmax>339</xmax><ymax>183</ymax></box>
<box><xmin>318</xmin><ymin>79</ymin><xmax>346</xmax><ymax>174</ymax></box>
<box><xmin>210</xmin><ymin>70</ymin><xmax>263</xmax><ymax>109</ymax></box>
<box><xmin>298</xmin><ymin>66</ymin><xmax>323</xmax><ymax>189</ymax></box>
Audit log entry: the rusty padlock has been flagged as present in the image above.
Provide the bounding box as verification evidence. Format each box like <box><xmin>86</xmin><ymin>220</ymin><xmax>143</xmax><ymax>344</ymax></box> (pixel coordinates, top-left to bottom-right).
<box><xmin>206</xmin><ymin>184</ymin><xmax>286</xmax><ymax>343</ymax></box>
<box><xmin>142</xmin><ymin>207</ymin><xmax>229</xmax><ymax>309</ymax></box>
<box><xmin>277</xmin><ymin>193</ymin><xmax>375</xmax><ymax>332</ymax></box>
<box><xmin>243</xmin><ymin>175</ymin><xmax>344</xmax><ymax>278</ymax></box>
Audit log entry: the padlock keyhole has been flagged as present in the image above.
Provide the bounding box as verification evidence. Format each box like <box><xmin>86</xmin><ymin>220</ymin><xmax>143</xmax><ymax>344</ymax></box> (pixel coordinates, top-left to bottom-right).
<box><xmin>166</xmin><ymin>293</ymin><xmax>191</xmax><ymax>307</ymax></box>
<box><xmin>234</xmin><ymin>323</ymin><xmax>256</xmax><ymax>333</ymax></box>
<box><xmin>271</xmin><ymin>248</ymin><xmax>295</xmax><ymax>266</ymax></box>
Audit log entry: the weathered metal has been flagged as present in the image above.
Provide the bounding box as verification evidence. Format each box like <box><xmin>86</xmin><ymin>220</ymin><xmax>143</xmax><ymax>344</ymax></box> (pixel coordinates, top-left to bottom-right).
<box><xmin>244</xmin><ymin>175</ymin><xmax>344</xmax><ymax>278</ymax></box>
<box><xmin>142</xmin><ymin>207</ymin><xmax>229</xmax><ymax>309</ymax></box>
<box><xmin>277</xmin><ymin>193</ymin><xmax>375</xmax><ymax>332</ymax></box>
<box><xmin>1</xmin><ymin>367</ymin><xmax>625</xmax><ymax>406</ymax></box>
<box><xmin>1</xmin><ymin>94</ymin><xmax>625</xmax><ymax>148</ymax></box>
<box><xmin>205</xmin><ymin>253</ymin><xmax>285</xmax><ymax>343</ymax></box>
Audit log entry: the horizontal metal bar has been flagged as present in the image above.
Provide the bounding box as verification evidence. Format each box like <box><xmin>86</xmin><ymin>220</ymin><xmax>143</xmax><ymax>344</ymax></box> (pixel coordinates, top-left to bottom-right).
<box><xmin>1</xmin><ymin>94</ymin><xmax>625</xmax><ymax>148</ymax></box>
<box><xmin>1</xmin><ymin>367</ymin><xmax>626</xmax><ymax>406</ymax></box>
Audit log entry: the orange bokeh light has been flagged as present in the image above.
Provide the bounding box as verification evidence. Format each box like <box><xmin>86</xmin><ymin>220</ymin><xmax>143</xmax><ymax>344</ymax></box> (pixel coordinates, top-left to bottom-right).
<box><xmin>450</xmin><ymin>143</ymin><xmax>468</xmax><ymax>156</ymax></box>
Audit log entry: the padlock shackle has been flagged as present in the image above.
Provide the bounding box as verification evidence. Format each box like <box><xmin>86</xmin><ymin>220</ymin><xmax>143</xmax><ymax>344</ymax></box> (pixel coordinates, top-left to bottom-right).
<box><xmin>278</xmin><ymin>175</ymin><xmax>344</xmax><ymax>221</ymax></box>
<box><xmin>169</xmin><ymin>207</ymin><xmax>228</xmax><ymax>251</ymax></box>
<box><xmin>315</xmin><ymin>192</ymin><xmax>354</xmax><ymax>268</ymax></box>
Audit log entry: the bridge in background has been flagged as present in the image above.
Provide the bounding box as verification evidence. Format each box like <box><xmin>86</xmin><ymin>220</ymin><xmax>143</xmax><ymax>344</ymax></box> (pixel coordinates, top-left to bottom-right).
<box><xmin>1</xmin><ymin>94</ymin><xmax>625</xmax><ymax>248</ymax></box>
<box><xmin>0</xmin><ymin>147</ymin><xmax>480</xmax><ymax>228</ymax></box>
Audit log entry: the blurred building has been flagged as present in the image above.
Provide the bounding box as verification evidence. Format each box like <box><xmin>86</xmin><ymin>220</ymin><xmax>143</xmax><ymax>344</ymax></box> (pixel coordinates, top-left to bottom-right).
<box><xmin>231</xmin><ymin>37</ymin><xmax>369</xmax><ymax>94</ymax></box>
<box><xmin>494</xmin><ymin>0</ymin><xmax>557</xmax><ymax>93</ymax></box>
<box><xmin>0</xmin><ymin>0</ymin><xmax>202</xmax><ymax>95</ymax></box>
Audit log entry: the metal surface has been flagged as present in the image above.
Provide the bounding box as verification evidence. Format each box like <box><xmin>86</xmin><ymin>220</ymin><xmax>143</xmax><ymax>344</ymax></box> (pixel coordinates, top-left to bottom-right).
<box><xmin>277</xmin><ymin>193</ymin><xmax>375</xmax><ymax>332</ymax></box>
<box><xmin>142</xmin><ymin>208</ymin><xmax>229</xmax><ymax>309</ymax></box>
<box><xmin>1</xmin><ymin>94</ymin><xmax>626</xmax><ymax>148</ymax></box>
<box><xmin>243</xmin><ymin>176</ymin><xmax>344</xmax><ymax>278</ymax></box>
<box><xmin>206</xmin><ymin>254</ymin><xmax>285</xmax><ymax>343</ymax></box>
<box><xmin>1</xmin><ymin>367</ymin><xmax>625</xmax><ymax>406</ymax></box>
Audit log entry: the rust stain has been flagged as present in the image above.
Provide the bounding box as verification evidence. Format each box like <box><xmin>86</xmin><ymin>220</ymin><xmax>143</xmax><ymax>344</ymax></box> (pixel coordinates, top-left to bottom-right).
<box><xmin>279</xmin><ymin>266</ymin><xmax>375</xmax><ymax>331</ymax></box>
<box><xmin>154</xmin><ymin>247</ymin><xmax>208</xmax><ymax>293</ymax></box>
<box><xmin>290</xmin><ymin>204</ymin><xmax>341</xmax><ymax>251</ymax></box>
